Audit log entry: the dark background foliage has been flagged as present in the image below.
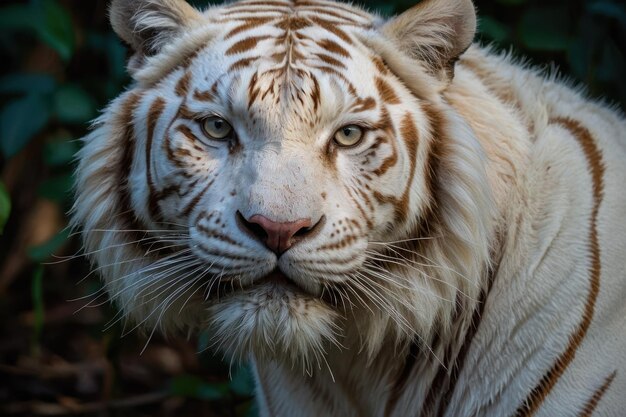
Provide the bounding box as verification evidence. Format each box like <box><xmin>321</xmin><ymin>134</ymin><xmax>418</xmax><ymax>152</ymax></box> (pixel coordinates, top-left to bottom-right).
<box><xmin>0</xmin><ymin>0</ymin><xmax>624</xmax><ymax>415</ymax></box>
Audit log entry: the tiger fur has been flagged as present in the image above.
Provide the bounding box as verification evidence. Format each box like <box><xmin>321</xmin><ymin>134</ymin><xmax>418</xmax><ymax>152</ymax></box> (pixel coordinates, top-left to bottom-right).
<box><xmin>72</xmin><ymin>0</ymin><xmax>626</xmax><ymax>415</ymax></box>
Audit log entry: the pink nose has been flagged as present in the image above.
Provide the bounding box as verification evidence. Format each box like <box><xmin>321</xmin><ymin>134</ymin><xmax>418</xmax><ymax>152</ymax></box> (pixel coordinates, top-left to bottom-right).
<box><xmin>246</xmin><ymin>214</ymin><xmax>313</xmax><ymax>255</ymax></box>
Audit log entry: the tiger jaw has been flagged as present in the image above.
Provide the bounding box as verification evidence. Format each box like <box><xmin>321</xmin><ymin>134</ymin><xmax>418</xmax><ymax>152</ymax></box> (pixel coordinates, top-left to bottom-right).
<box><xmin>205</xmin><ymin>269</ymin><xmax>341</xmax><ymax>367</ymax></box>
<box><xmin>194</xmin><ymin>228</ymin><xmax>365</xmax><ymax>364</ymax></box>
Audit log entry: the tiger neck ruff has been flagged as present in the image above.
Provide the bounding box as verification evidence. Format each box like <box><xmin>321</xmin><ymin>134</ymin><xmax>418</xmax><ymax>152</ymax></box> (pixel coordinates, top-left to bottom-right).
<box><xmin>73</xmin><ymin>0</ymin><xmax>626</xmax><ymax>415</ymax></box>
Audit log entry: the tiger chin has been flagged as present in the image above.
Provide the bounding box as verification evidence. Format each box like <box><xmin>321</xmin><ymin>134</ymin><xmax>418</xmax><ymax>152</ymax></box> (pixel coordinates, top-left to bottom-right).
<box><xmin>73</xmin><ymin>0</ymin><xmax>626</xmax><ymax>415</ymax></box>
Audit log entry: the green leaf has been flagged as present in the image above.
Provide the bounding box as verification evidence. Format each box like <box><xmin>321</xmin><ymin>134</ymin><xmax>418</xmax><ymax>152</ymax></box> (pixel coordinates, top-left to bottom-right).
<box><xmin>0</xmin><ymin>2</ymin><xmax>74</xmax><ymax>61</ymax></box>
<box><xmin>28</xmin><ymin>228</ymin><xmax>70</xmax><ymax>262</ymax></box>
<box><xmin>86</xmin><ymin>33</ymin><xmax>128</xmax><ymax>82</ymax></box>
<box><xmin>32</xmin><ymin>265</ymin><xmax>45</xmax><ymax>350</ymax></box>
<box><xmin>53</xmin><ymin>85</ymin><xmax>96</xmax><ymax>124</ymax></box>
<box><xmin>519</xmin><ymin>7</ymin><xmax>571</xmax><ymax>51</ymax></box>
<box><xmin>43</xmin><ymin>135</ymin><xmax>79</xmax><ymax>167</ymax></box>
<box><xmin>34</xmin><ymin>0</ymin><xmax>75</xmax><ymax>62</ymax></box>
<box><xmin>0</xmin><ymin>181</ymin><xmax>11</xmax><ymax>235</ymax></box>
<box><xmin>38</xmin><ymin>173</ymin><xmax>74</xmax><ymax>202</ymax></box>
<box><xmin>0</xmin><ymin>4</ymin><xmax>37</xmax><ymax>33</ymax></box>
<box><xmin>0</xmin><ymin>73</ymin><xmax>57</xmax><ymax>96</ymax></box>
<box><xmin>0</xmin><ymin>94</ymin><xmax>51</xmax><ymax>158</ymax></box>
<box><xmin>170</xmin><ymin>375</ymin><xmax>228</xmax><ymax>400</ymax></box>
<box><xmin>479</xmin><ymin>16</ymin><xmax>510</xmax><ymax>43</ymax></box>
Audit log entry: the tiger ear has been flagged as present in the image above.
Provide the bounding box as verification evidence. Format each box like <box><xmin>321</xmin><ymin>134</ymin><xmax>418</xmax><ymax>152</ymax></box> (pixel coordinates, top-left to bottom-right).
<box><xmin>381</xmin><ymin>0</ymin><xmax>476</xmax><ymax>81</ymax></box>
<box><xmin>109</xmin><ymin>0</ymin><xmax>202</xmax><ymax>57</ymax></box>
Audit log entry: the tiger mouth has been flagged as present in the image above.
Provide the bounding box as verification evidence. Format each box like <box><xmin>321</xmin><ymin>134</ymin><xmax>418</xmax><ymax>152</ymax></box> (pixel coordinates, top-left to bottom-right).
<box><xmin>206</xmin><ymin>268</ymin><xmax>313</xmax><ymax>301</ymax></box>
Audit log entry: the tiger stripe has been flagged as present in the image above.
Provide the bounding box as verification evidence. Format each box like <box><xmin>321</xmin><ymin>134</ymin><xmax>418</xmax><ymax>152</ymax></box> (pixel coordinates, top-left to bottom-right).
<box><xmin>117</xmin><ymin>92</ymin><xmax>145</xmax><ymax>242</ymax></box>
<box><xmin>145</xmin><ymin>97</ymin><xmax>167</xmax><ymax>221</ymax></box>
<box><xmin>515</xmin><ymin>118</ymin><xmax>605</xmax><ymax>416</ymax></box>
<box><xmin>578</xmin><ymin>371</ymin><xmax>617</xmax><ymax>417</ymax></box>
<box><xmin>226</xmin><ymin>35</ymin><xmax>272</xmax><ymax>55</ymax></box>
<box><xmin>224</xmin><ymin>17</ymin><xmax>276</xmax><ymax>39</ymax></box>
<box><xmin>175</xmin><ymin>71</ymin><xmax>191</xmax><ymax>97</ymax></box>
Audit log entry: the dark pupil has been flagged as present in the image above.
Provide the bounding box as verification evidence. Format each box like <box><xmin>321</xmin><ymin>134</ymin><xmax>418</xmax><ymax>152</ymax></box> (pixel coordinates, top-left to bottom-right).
<box><xmin>343</xmin><ymin>128</ymin><xmax>352</xmax><ymax>136</ymax></box>
<box><xmin>214</xmin><ymin>120</ymin><xmax>223</xmax><ymax>130</ymax></box>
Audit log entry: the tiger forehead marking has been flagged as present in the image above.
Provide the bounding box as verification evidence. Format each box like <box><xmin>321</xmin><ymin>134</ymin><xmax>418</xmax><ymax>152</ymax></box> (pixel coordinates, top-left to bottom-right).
<box><xmin>185</xmin><ymin>1</ymin><xmax>383</xmax><ymax>125</ymax></box>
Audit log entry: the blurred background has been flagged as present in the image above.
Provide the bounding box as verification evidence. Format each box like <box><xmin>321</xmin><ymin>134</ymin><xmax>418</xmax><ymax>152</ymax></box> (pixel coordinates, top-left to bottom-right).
<box><xmin>0</xmin><ymin>0</ymin><xmax>624</xmax><ymax>415</ymax></box>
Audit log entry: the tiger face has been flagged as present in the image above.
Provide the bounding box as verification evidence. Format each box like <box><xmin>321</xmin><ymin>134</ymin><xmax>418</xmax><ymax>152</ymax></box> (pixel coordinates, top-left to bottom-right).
<box><xmin>74</xmin><ymin>0</ymin><xmax>491</xmax><ymax>369</ymax></box>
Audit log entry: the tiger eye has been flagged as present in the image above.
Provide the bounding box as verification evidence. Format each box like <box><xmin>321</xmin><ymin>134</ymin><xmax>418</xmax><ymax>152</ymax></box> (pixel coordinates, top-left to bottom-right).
<box><xmin>201</xmin><ymin>116</ymin><xmax>233</xmax><ymax>140</ymax></box>
<box><xmin>334</xmin><ymin>125</ymin><xmax>364</xmax><ymax>147</ymax></box>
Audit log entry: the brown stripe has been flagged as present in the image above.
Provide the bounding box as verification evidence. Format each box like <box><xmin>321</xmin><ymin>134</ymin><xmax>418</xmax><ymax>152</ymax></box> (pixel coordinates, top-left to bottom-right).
<box><xmin>376</xmin><ymin>77</ymin><xmax>400</xmax><ymax>105</ymax></box>
<box><xmin>114</xmin><ymin>93</ymin><xmax>170</xmax><ymax>254</ymax></box>
<box><xmin>248</xmin><ymin>72</ymin><xmax>260</xmax><ymax>109</ymax></box>
<box><xmin>372</xmin><ymin>139</ymin><xmax>397</xmax><ymax>177</ymax></box>
<box><xmin>397</xmin><ymin>113</ymin><xmax>418</xmax><ymax>218</ymax></box>
<box><xmin>317</xmin><ymin>38</ymin><xmax>350</xmax><ymax>58</ymax></box>
<box><xmin>276</xmin><ymin>15</ymin><xmax>311</xmax><ymax>30</ymax></box>
<box><xmin>352</xmin><ymin>97</ymin><xmax>376</xmax><ymax>113</ymax></box>
<box><xmin>311</xmin><ymin>76</ymin><xmax>321</xmax><ymax>114</ymax></box>
<box><xmin>229</xmin><ymin>56</ymin><xmax>260</xmax><ymax>71</ymax></box>
<box><xmin>146</xmin><ymin>97</ymin><xmax>167</xmax><ymax>221</ymax></box>
<box><xmin>420</xmin><ymin>103</ymin><xmax>444</xmax><ymax>211</ymax></box>
<box><xmin>175</xmin><ymin>71</ymin><xmax>191</xmax><ymax>97</ymax></box>
<box><xmin>309</xmin><ymin>16</ymin><xmax>353</xmax><ymax>44</ymax></box>
<box><xmin>515</xmin><ymin>117</ymin><xmax>605</xmax><ymax>416</ymax></box>
<box><xmin>193</xmin><ymin>89</ymin><xmax>215</xmax><ymax>102</ymax></box>
<box><xmin>117</xmin><ymin>93</ymin><xmax>143</xmax><ymax>239</ymax></box>
<box><xmin>177</xmin><ymin>125</ymin><xmax>200</xmax><ymax>143</ymax></box>
<box><xmin>370</xmin><ymin>112</ymin><xmax>415</xmax><ymax>223</ymax></box>
<box><xmin>181</xmin><ymin>177</ymin><xmax>216</xmax><ymax>218</ymax></box>
<box><xmin>578</xmin><ymin>371</ymin><xmax>617</xmax><ymax>417</ymax></box>
<box><xmin>314</xmin><ymin>52</ymin><xmax>346</xmax><ymax>69</ymax></box>
<box><xmin>225</xmin><ymin>36</ymin><xmax>270</xmax><ymax>55</ymax></box>
<box><xmin>372</xmin><ymin>56</ymin><xmax>389</xmax><ymax>74</ymax></box>
<box><xmin>224</xmin><ymin>17</ymin><xmax>276</xmax><ymax>39</ymax></box>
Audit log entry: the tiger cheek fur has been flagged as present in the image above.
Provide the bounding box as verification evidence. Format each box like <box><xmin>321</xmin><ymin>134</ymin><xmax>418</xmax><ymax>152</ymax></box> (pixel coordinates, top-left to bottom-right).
<box><xmin>73</xmin><ymin>0</ymin><xmax>626</xmax><ymax>416</ymax></box>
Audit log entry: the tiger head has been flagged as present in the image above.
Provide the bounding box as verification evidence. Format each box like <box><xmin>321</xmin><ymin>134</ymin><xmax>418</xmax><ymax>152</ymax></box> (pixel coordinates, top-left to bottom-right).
<box><xmin>73</xmin><ymin>0</ymin><xmax>494</xmax><ymax>370</ymax></box>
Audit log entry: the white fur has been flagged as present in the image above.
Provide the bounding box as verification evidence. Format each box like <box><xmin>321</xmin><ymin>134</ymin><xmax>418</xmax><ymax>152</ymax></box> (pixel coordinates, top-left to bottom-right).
<box><xmin>73</xmin><ymin>0</ymin><xmax>626</xmax><ymax>415</ymax></box>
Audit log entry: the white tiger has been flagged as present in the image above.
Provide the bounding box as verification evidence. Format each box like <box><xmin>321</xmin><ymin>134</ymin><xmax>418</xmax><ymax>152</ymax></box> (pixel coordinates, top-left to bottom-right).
<box><xmin>72</xmin><ymin>0</ymin><xmax>626</xmax><ymax>415</ymax></box>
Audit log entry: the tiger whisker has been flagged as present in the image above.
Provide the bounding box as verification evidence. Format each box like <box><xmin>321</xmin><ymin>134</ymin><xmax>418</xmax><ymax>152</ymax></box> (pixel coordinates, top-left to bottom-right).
<box><xmin>79</xmin><ymin>252</ymin><xmax>198</xmax><ymax>314</ymax></box>
<box><xmin>126</xmin><ymin>262</ymin><xmax>206</xmax><ymax>335</ymax></box>
<box><xmin>47</xmin><ymin>235</ymin><xmax>191</xmax><ymax>264</ymax></box>
<box><xmin>363</xmin><ymin>252</ymin><xmax>477</xmax><ymax>301</ymax></box>
<box><xmin>367</xmin><ymin>245</ymin><xmax>476</xmax><ymax>285</ymax></box>
<box><xmin>139</xmin><ymin>272</ymin><xmax>206</xmax><ymax>354</ymax></box>
<box><xmin>360</xmin><ymin>263</ymin><xmax>458</xmax><ymax>305</ymax></box>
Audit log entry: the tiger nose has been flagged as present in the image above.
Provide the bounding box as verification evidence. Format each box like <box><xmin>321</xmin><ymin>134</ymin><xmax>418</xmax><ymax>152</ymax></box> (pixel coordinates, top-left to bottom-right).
<box><xmin>238</xmin><ymin>213</ymin><xmax>316</xmax><ymax>255</ymax></box>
